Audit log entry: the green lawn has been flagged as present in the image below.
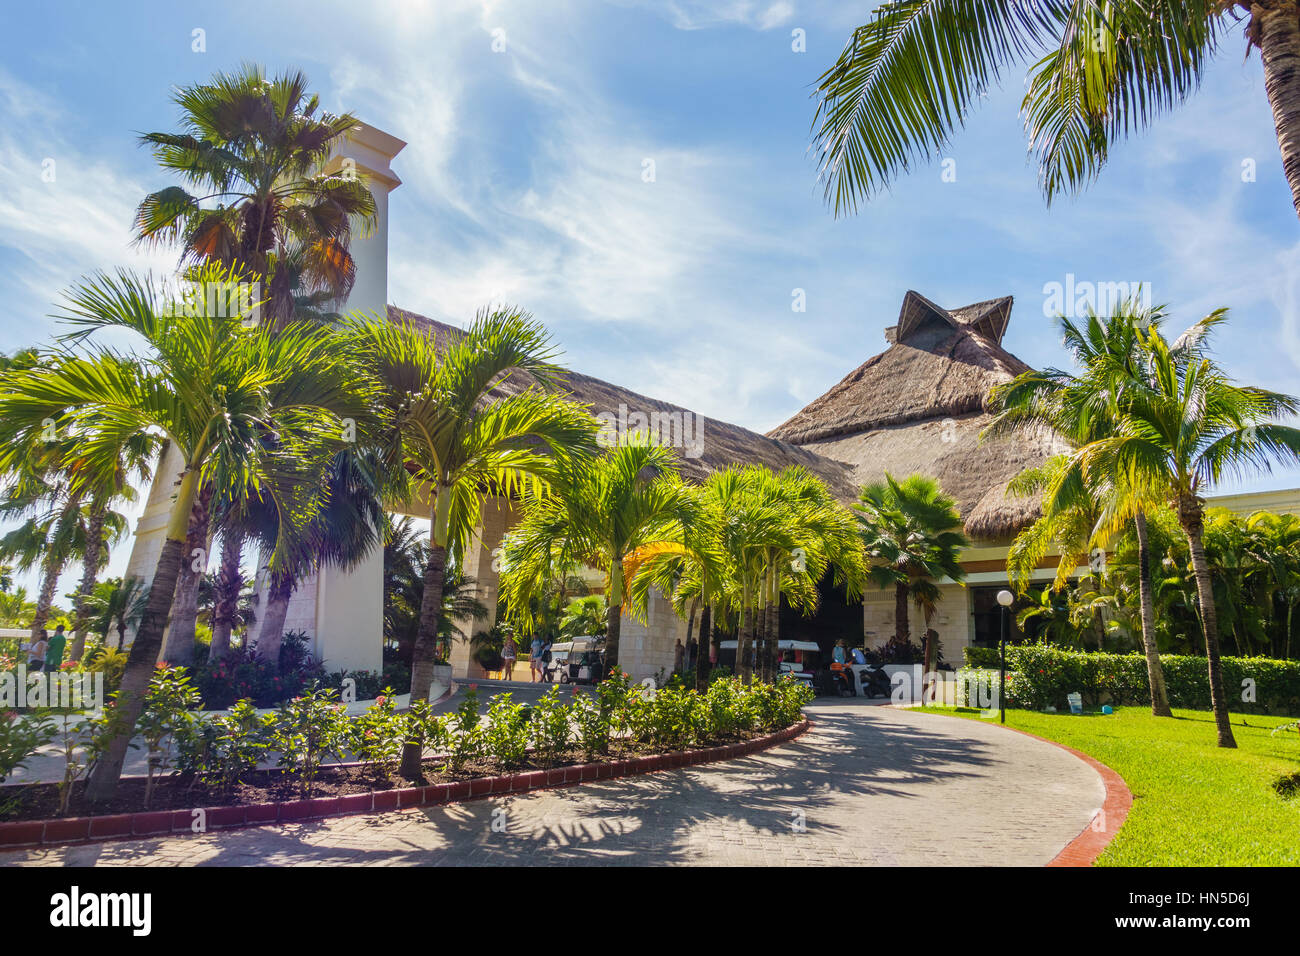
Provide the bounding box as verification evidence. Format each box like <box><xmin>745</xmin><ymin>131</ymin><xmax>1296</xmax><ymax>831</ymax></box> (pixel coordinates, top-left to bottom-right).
<box><xmin>924</xmin><ymin>705</ymin><xmax>1300</xmax><ymax>866</ymax></box>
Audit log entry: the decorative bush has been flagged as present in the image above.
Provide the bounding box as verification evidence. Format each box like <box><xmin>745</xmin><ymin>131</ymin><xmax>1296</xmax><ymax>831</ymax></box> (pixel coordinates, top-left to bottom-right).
<box><xmin>962</xmin><ymin>646</ymin><xmax>1003</xmax><ymax>669</ymax></box>
<box><xmin>482</xmin><ymin>693</ymin><xmax>530</xmax><ymax>768</ymax></box>
<box><xmin>192</xmin><ymin>646</ymin><xmax>326</xmax><ymax>710</ymax></box>
<box><xmin>529</xmin><ymin>686</ymin><xmax>572</xmax><ymax>767</ymax></box>
<box><xmin>991</xmin><ymin>645</ymin><xmax>1300</xmax><ymax>715</ymax></box>
<box><xmin>267</xmin><ymin>687</ymin><xmax>351</xmax><ymax>797</ymax></box>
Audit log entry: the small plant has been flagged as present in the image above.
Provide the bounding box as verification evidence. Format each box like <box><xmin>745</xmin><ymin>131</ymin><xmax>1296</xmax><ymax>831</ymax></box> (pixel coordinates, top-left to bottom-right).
<box><xmin>268</xmin><ymin>686</ymin><xmax>350</xmax><ymax>798</ymax></box>
<box><xmin>0</xmin><ymin>708</ymin><xmax>56</xmax><ymax>785</ymax></box>
<box><xmin>483</xmin><ymin>693</ymin><xmax>530</xmax><ymax>769</ymax></box>
<box><xmin>529</xmin><ymin>686</ymin><xmax>572</xmax><ymax>767</ymax></box>
<box><xmin>137</xmin><ymin>667</ymin><xmax>202</xmax><ymax>808</ymax></box>
<box><xmin>447</xmin><ymin>687</ymin><xmax>483</xmax><ymax>771</ymax></box>
<box><xmin>190</xmin><ymin>698</ymin><xmax>273</xmax><ymax>792</ymax></box>
<box><xmin>348</xmin><ymin>690</ymin><xmax>403</xmax><ymax>777</ymax></box>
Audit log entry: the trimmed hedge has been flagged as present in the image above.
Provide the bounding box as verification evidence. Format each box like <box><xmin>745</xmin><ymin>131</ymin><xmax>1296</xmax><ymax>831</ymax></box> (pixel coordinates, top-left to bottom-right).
<box><xmin>962</xmin><ymin>647</ymin><xmax>1002</xmax><ymax>669</ymax></box>
<box><xmin>988</xmin><ymin>645</ymin><xmax>1300</xmax><ymax>715</ymax></box>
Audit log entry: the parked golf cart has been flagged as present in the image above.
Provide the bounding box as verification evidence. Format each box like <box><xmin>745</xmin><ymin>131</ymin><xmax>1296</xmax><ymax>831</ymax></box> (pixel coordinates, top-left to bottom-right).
<box><xmin>544</xmin><ymin>637</ymin><xmax>606</xmax><ymax>685</ymax></box>
<box><xmin>718</xmin><ymin>639</ymin><xmax>820</xmax><ymax>693</ymax></box>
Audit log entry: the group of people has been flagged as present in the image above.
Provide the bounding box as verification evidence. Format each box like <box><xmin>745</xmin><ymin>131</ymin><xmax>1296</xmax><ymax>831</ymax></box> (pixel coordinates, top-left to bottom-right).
<box><xmin>19</xmin><ymin>623</ymin><xmax>68</xmax><ymax>672</ymax></box>
<box><xmin>495</xmin><ymin>634</ymin><xmax>555</xmax><ymax>682</ymax></box>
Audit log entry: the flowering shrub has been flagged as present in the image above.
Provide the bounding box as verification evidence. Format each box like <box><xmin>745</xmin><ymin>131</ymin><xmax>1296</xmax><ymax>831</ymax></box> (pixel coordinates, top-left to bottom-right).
<box><xmin>267</xmin><ymin>687</ymin><xmax>351</xmax><ymax>797</ymax></box>
<box><xmin>137</xmin><ymin>668</ymin><xmax>202</xmax><ymax>808</ymax></box>
<box><xmin>193</xmin><ymin>646</ymin><xmax>326</xmax><ymax>710</ymax></box>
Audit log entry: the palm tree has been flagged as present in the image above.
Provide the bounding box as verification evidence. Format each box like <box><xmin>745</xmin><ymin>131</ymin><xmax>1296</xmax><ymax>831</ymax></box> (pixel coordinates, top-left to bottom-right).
<box><xmin>854</xmin><ymin>473</ymin><xmax>968</xmax><ymax>671</ymax></box>
<box><xmin>346</xmin><ymin>309</ymin><xmax>597</xmax><ymax>780</ymax></box>
<box><xmin>85</xmin><ymin>577</ymin><xmax>149</xmax><ymax>649</ymax></box>
<box><xmin>986</xmin><ymin>305</ymin><xmax>1215</xmax><ymax>717</ymax></box>
<box><xmin>1070</xmin><ymin>312</ymin><xmax>1300</xmax><ymax>747</ymax></box>
<box><xmin>0</xmin><ymin>586</ymin><xmax>37</xmax><ymax>628</ymax></box>
<box><xmin>623</xmin><ymin>474</ymin><xmax>732</xmax><ymax>691</ymax></box>
<box><xmin>501</xmin><ymin>438</ymin><xmax>691</xmax><ymax>677</ymax></box>
<box><xmin>559</xmin><ymin>594</ymin><xmax>608</xmax><ymax>640</ymax></box>
<box><xmin>812</xmin><ymin>2</ymin><xmax>1300</xmax><ymax>221</ymax></box>
<box><xmin>0</xmin><ymin>264</ymin><xmax>370</xmax><ymax>800</ymax></box>
<box><xmin>134</xmin><ymin>63</ymin><xmax>377</xmax><ymax>325</ymax></box>
<box><xmin>63</xmin><ymin>430</ymin><xmax>157</xmax><ymax>661</ymax></box>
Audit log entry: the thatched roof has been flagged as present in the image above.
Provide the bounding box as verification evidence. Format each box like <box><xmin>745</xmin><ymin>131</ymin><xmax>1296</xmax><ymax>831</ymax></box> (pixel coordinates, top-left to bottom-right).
<box><xmin>767</xmin><ymin>292</ymin><xmax>1067</xmax><ymax>542</ymax></box>
<box><xmin>387</xmin><ymin>307</ymin><xmax>857</xmax><ymax>496</ymax></box>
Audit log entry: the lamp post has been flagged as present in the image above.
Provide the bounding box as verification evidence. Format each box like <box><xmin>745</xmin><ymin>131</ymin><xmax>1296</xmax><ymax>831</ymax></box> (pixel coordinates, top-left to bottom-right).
<box><xmin>996</xmin><ymin>589</ymin><xmax>1014</xmax><ymax>725</ymax></box>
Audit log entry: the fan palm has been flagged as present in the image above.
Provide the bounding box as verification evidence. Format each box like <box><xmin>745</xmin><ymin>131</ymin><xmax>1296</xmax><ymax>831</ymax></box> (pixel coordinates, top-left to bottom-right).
<box><xmin>346</xmin><ymin>309</ymin><xmax>597</xmax><ymax>779</ymax></box>
<box><xmin>134</xmin><ymin>63</ymin><xmax>377</xmax><ymax>324</ymax></box>
<box><xmin>812</xmin><ymin>2</ymin><xmax>1300</xmax><ymax>221</ymax></box>
<box><xmin>0</xmin><ymin>263</ymin><xmax>370</xmax><ymax>799</ymax></box>
<box><xmin>854</xmin><ymin>473</ymin><xmax>968</xmax><ymax>671</ymax></box>
<box><xmin>1070</xmin><ymin>314</ymin><xmax>1300</xmax><ymax>747</ymax></box>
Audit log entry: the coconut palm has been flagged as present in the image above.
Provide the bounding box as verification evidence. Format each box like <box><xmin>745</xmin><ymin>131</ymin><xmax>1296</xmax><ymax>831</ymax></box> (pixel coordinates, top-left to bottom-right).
<box><xmin>854</xmin><ymin>473</ymin><xmax>968</xmax><ymax>670</ymax></box>
<box><xmin>0</xmin><ymin>263</ymin><xmax>370</xmax><ymax>799</ymax></box>
<box><xmin>501</xmin><ymin>438</ymin><xmax>691</xmax><ymax>677</ymax></box>
<box><xmin>1070</xmin><ymin>313</ymin><xmax>1300</xmax><ymax>747</ymax></box>
<box><xmin>812</xmin><ymin>2</ymin><xmax>1300</xmax><ymax>222</ymax></box>
<box><xmin>0</xmin><ymin>587</ymin><xmax>37</xmax><ymax>628</ymax></box>
<box><xmin>134</xmin><ymin>63</ymin><xmax>377</xmax><ymax>324</ymax></box>
<box><xmin>986</xmin><ymin>305</ymin><xmax>1213</xmax><ymax>717</ymax></box>
<box><xmin>346</xmin><ymin>309</ymin><xmax>597</xmax><ymax>779</ymax></box>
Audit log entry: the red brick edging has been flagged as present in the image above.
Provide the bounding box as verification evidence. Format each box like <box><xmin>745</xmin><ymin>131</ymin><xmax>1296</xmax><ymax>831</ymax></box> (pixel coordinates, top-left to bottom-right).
<box><xmin>996</xmin><ymin>724</ymin><xmax>1133</xmax><ymax>867</ymax></box>
<box><xmin>0</xmin><ymin>718</ymin><xmax>812</xmax><ymax>849</ymax></box>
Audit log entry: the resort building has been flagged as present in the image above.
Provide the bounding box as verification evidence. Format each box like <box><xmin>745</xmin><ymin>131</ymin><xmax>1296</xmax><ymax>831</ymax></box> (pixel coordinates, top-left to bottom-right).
<box><xmin>118</xmin><ymin>121</ymin><xmax>1300</xmax><ymax>686</ymax></box>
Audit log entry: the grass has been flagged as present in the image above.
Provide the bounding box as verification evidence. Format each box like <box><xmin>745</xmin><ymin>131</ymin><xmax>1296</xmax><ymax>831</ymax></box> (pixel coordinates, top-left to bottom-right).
<box><xmin>923</xmin><ymin>705</ymin><xmax>1300</xmax><ymax>866</ymax></box>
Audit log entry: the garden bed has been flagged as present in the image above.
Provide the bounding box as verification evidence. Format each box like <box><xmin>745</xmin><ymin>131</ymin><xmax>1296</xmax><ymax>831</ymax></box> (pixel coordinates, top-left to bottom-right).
<box><xmin>0</xmin><ymin>718</ymin><xmax>811</xmax><ymax>847</ymax></box>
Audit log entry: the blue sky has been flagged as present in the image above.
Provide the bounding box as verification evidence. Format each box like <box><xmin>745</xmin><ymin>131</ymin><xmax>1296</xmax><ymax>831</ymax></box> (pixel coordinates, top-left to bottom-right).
<box><xmin>3</xmin><ymin>0</ymin><xmax>1300</xmax><ymax>592</ymax></box>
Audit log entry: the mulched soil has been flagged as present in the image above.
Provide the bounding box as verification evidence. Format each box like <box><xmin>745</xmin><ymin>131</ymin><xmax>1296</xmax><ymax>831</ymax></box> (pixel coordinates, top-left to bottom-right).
<box><xmin>0</xmin><ymin>731</ymin><xmax>768</xmax><ymax>823</ymax></box>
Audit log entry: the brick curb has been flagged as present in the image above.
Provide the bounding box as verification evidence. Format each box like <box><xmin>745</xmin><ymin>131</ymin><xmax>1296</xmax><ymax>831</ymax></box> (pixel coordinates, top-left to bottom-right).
<box><xmin>0</xmin><ymin>718</ymin><xmax>812</xmax><ymax>849</ymax></box>
<box><xmin>912</xmin><ymin>711</ymin><xmax>1132</xmax><ymax>867</ymax></box>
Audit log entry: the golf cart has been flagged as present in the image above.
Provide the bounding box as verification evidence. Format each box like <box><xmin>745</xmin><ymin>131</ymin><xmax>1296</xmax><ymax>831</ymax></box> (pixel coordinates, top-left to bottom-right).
<box><xmin>544</xmin><ymin>636</ymin><xmax>606</xmax><ymax>685</ymax></box>
<box><xmin>718</xmin><ymin>639</ymin><xmax>820</xmax><ymax>693</ymax></box>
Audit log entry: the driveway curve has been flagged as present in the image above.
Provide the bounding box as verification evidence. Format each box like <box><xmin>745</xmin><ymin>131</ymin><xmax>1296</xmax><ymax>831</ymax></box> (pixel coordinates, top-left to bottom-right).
<box><xmin>0</xmin><ymin>702</ymin><xmax>1105</xmax><ymax>867</ymax></box>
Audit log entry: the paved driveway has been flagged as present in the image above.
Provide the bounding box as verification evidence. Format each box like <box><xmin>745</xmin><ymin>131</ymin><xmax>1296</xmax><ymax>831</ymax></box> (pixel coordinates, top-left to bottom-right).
<box><xmin>0</xmin><ymin>702</ymin><xmax>1104</xmax><ymax>867</ymax></box>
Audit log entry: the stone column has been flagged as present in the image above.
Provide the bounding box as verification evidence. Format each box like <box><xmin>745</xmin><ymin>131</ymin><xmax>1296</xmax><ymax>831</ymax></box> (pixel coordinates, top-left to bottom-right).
<box><xmin>448</xmin><ymin>496</ymin><xmax>518</xmax><ymax>679</ymax></box>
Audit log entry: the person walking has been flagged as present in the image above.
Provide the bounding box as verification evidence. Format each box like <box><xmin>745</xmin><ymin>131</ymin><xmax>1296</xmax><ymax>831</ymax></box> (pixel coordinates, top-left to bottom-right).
<box><xmin>530</xmin><ymin>635</ymin><xmax>546</xmax><ymax>682</ymax></box>
<box><xmin>26</xmin><ymin>630</ymin><xmax>48</xmax><ymax>673</ymax></box>
<box><xmin>502</xmin><ymin>634</ymin><xmax>518</xmax><ymax>681</ymax></box>
<box><xmin>45</xmin><ymin>624</ymin><xmax>68</xmax><ymax>673</ymax></box>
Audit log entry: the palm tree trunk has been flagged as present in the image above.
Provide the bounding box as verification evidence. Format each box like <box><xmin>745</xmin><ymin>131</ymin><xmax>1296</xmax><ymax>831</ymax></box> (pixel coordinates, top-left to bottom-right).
<box><xmin>694</xmin><ymin>602</ymin><xmax>713</xmax><ymax>692</ymax></box>
<box><xmin>738</xmin><ymin>604</ymin><xmax>755</xmax><ymax>683</ymax></box>
<box><xmin>86</xmin><ymin>470</ymin><xmax>199</xmax><ymax>802</ymax></box>
<box><xmin>208</xmin><ymin>532</ymin><xmax>242</xmax><ymax>662</ymax></box>
<box><xmin>254</xmin><ymin>573</ymin><xmax>294</xmax><ymax>668</ymax></box>
<box><xmin>162</xmin><ymin>484</ymin><xmax>211</xmax><ymax>666</ymax></box>
<box><xmin>399</xmin><ymin>539</ymin><xmax>448</xmax><ymax>780</ymax></box>
<box><xmin>1134</xmin><ymin>509</ymin><xmax>1172</xmax><ymax>717</ymax></box>
<box><xmin>70</xmin><ymin>503</ymin><xmax>107</xmax><ymax>662</ymax></box>
<box><xmin>894</xmin><ymin>580</ymin><xmax>909</xmax><ymax>647</ymax></box>
<box><xmin>764</xmin><ymin>566</ymin><xmax>780</xmax><ymax>683</ymax></box>
<box><xmin>604</xmin><ymin>599</ymin><xmax>623</xmax><ymax>671</ymax></box>
<box><xmin>685</xmin><ymin>596</ymin><xmax>698</xmax><ymax>672</ymax></box>
<box><xmin>29</xmin><ymin>551</ymin><xmax>67</xmax><ymax>641</ymax></box>
<box><xmin>1178</xmin><ymin>495</ymin><xmax>1237</xmax><ymax>748</ymax></box>
<box><xmin>1257</xmin><ymin>0</ymin><xmax>1300</xmax><ymax>220</ymax></box>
